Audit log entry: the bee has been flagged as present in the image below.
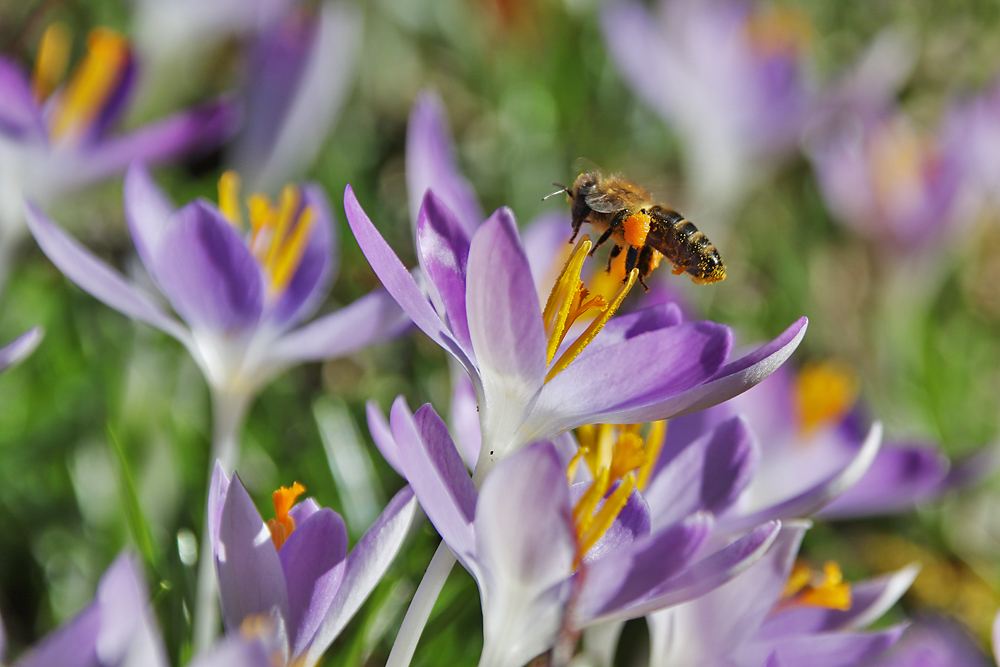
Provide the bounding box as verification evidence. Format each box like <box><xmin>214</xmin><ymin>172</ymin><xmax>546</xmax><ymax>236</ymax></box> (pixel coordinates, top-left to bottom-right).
<box><xmin>545</xmin><ymin>171</ymin><xmax>726</xmax><ymax>290</ymax></box>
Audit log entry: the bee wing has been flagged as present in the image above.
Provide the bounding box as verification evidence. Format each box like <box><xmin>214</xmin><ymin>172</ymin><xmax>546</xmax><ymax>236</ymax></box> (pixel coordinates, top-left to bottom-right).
<box><xmin>584</xmin><ymin>190</ymin><xmax>623</xmax><ymax>214</ymax></box>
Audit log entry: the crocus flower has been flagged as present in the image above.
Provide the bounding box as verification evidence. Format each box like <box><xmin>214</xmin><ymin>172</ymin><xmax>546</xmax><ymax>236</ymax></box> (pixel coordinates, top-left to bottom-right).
<box><xmin>371</xmin><ymin>397</ymin><xmax>781</xmax><ymax>667</ymax></box>
<box><xmin>660</xmin><ymin>360</ymin><xmax>957</xmax><ymax>525</ymax></box>
<box><xmin>644</xmin><ymin>521</ymin><xmax>912</xmax><ymax>667</ymax></box>
<box><xmin>864</xmin><ymin>616</ymin><xmax>994</xmax><ymax>667</ymax></box>
<box><xmin>26</xmin><ymin>164</ymin><xmax>407</xmax><ymax>464</ymax></box>
<box><xmin>208</xmin><ymin>464</ymin><xmax>417</xmax><ymax>667</ymax></box>
<box><xmin>232</xmin><ymin>2</ymin><xmax>360</xmax><ymax>194</ymax></box>
<box><xmin>0</xmin><ymin>24</ymin><xmax>234</xmax><ymax>260</ymax></box>
<box><xmin>601</xmin><ymin>0</ymin><xmax>813</xmax><ymax>216</ymax></box>
<box><xmin>0</xmin><ymin>552</ymin><xmax>273</xmax><ymax>667</ymax></box>
<box><xmin>346</xmin><ymin>183</ymin><xmax>806</xmax><ymax>476</ymax></box>
<box><xmin>0</xmin><ymin>327</ymin><xmax>42</xmax><ymax>374</ymax></box>
<box><xmin>943</xmin><ymin>75</ymin><xmax>1000</xmax><ymax>209</ymax></box>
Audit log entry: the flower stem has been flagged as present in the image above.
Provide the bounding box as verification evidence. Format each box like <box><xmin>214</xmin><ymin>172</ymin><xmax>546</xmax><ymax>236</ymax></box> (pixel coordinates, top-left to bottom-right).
<box><xmin>193</xmin><ymin>388</ymin><xmax>250</xmax><ymax>654</ymax></box>
<box><xmin>386</xmin><ymin>541</ymin><xmax>457</xmax><ymax>667</ymax></box>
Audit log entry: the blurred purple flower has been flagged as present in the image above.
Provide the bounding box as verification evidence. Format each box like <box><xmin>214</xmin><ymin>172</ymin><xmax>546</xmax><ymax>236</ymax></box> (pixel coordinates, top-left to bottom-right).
<box><xmin>370</xmin><ymin>397</ymin><xmax>780</xmax><ymax>667</ymax></box>
<box><xmin>601</xmin><ymin>0</ymin><xmax>813</xmax><ymax>215</ymax></box>
<box><xmin>25</xmin><ymin>164</ymin><xmax>406</xmax><ymax>408</ymax></box>
<box><xmin>345</xmin><ymin>182</ymin><xmax>806</xmax><ymax>475</ymax></box>
<box><xmin>944</xmin><ymin>76</ymin><xmax>1000</xmax><ymax>209</ymax></box>
<box><xmin>0</xmin><ymin>327</ymin><xmax>42</xmax><ymax>374</ymax></box>
<box><xmin>0</xmin><ymin>553</ymin><xmax>273</xmax><ymax>667</ymax></box>
<box><xmin>863</xmin><ymin>616</ymin><xmax>994</xmax><ymax>667</ymax></box>
<box><xmin>232</xmin><ymin>2</ymin><xmax>360</xmax><ymax>194</ymax></box>
<box><xmin>208</xmin><ymin>464</ymin><xmax>417</xmax><ymax>667</ymax></box>
<box><xmin>645</xmin><ymin>522</ymin><xmax>911</xmax><ymax>667</ymax></box>
<box><xmin>0</xmin><ymin>25</ymin><xmax>235</xmax><ymax>253</ymax></box>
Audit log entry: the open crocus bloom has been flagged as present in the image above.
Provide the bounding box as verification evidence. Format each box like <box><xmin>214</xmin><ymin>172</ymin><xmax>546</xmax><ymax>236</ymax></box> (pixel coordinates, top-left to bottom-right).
<box><xmin>346</xmin><ymin>185</ymin><xmax>806</xmax><ymax>476</ymax></box>
<box><xmin>0</xmin><ymin>552</ymin><xmax>272</xmax><ymax>667</ymax></box>
<box><xmin>369</xmin><ymin>397</ymin><xmax>781</xmax><ymax>667</ymax></box>
<box><xmin>0</xmin><ymin>25</ymin><xmax>234</xmax><ymax>252</ymax></box>
<box><xmin>600</xmin><ymin>0</ymin><xmax>812</xmax><ymax>215</ymax></box>
<box><xmin>208</xmin><ymin>464</ymin><xmax>417</xmax><ymax>667</ymax></box>
<box><xmin>645</xmin><ymin>522</ymin><xmax>913</xmax><ymax>667</ymax></box>
<box><xmin>26</xmin><ymin>164</ymin><xmax>407</xmax><ymax>407</ymax></box>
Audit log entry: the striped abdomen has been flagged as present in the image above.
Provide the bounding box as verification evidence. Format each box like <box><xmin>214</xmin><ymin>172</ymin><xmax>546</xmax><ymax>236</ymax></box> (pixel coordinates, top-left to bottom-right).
<box><xmin>647</xmin><ymin>206</ymin><xmax>726</xmax><ymax>285</ymax></box>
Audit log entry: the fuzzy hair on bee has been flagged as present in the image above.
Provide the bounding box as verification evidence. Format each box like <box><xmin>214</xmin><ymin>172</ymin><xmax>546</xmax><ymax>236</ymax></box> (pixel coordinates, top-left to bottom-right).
<box><xmin>545</xmin><ymin>171</ymin><xmax>726</xmax><ymax>290</ymax></box>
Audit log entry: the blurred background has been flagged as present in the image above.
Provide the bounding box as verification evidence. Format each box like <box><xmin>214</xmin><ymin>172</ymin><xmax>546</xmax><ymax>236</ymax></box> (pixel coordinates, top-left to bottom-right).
<box><xmin>1</xmin><ymin>0</ymin><xmax>1000</xmax><ymax>664</ymax></box>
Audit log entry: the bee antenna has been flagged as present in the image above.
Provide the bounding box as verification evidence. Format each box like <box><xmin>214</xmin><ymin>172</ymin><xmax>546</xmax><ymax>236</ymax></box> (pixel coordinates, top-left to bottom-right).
<box><xmin>542</xmin><ymin>183</ymin><xmax>571</xmax><ymax>201</ymax></box>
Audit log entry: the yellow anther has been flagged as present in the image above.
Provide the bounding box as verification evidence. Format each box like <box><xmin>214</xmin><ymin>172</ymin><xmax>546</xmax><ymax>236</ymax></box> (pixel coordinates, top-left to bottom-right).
<box><xmin>780</xmin><ymin>560</ymin><xmax>852</xmax><ymax>612</ymax></box>
<box><xmin>50</xmin><ymin>27</ymin><xmax>129</xmax><ymax>141</ymax></box>
<box><xmin>635</xmin><ymin>421</ymin><xmax>666</xmax><ymax>491</ymax></box>
<box><xmin>239</xmin><ymin>613</ymin><xmax>276</xmax><ymax>641</ymax></box>
<box><xmin>264</xmin><ymin>184</ymin><xmax>302</xmax><ymax>271</ymax></box>
<box><xmin>542</xmin><ymin>236</ymin><xmax>600</xmax><ymax>364</ymax></box>
<box><xmin>793</xmin><ymin>361</ymin><xmax>860</xmax><ymax>435</ymax></box>
<box><xmin>32</xmin><ymin>23</ymin><xmax>71</xmax><ymax>102</ymax></box>
<box><xmin>269</xmin><ymin>206</ymin><xmax>316</xmax><ymax>294</ymax></box>
<box><xmin>608</xmin><ymin>431</ymin><xmax>646</xmax><ymax>481</ymax></box>
<box><xmin>546</xmin><ymin>268</ymin><xmax>638</xmax><ymax>383</ymax></box>
<box><xmin>267</xmin><ymin>481</ymin><xmax>305</xmax><ymax>551</ymax></box>
<box><xmin>218</xmin><ymin>171</ymin><xmax>243</xmax><ymax>228</ymax></box>
<box><xmin>575</xmin><ymin>474</ymin><xmax>635</xmax><ymax>569</ymax></box>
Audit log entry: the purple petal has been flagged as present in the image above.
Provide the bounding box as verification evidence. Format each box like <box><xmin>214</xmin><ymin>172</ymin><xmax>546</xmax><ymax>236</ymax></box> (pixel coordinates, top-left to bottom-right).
<box><xmin>389</xmin><ymin>398</ymin><xmax>477</xmax><ymax>561</ymax></box>
<box><xmin>531</xmin><ymin>320</ymin><xmax>732</xmax><ymax>436</ymax></box>
<box><xmin>597</xmin><ymin>521</ymin><xmax>782</xmax><ymax>623</ymax></box>
<box><xmin>580</xmin><ymin>486</ymin><xmax>651</xmax><ymax>564</ymax></box>
<box><xmin>304</xmin><ymin>486</ymin><xmax>417</xmax><ymax>665</ymax></box>
<box><xmin>24</xmin><ymin>202</ymin><xmax>189</xmax><ymax>341</ymax></box>
<box><xmin>288</xmin><ymin>498</ymin><xmax>322</xmax><ymax>527</ymax></box>
<box><xmin>366</xmin><ymin>400</ymin><xmax>403</xmax><ymax>476</ymax></box>
<box><xmin>215</xmin><ymin>475</ymin><xmax>290</xmax><ymax>633</ymax></box>
<box><xmin>268</xmin><ymin>183</ymin><xmax>335</xmax><ymax>329</ymax></box>
<box><xmin>406</xmin><ymin>90</ymin><xmax>484</xmax><ymax>237</ymax></box>
<box><xmin>450</xmin><ymin>372</ymin><xmax>482</xmax><ymax>470</ymax></box>
<box><xmin>208</xmin><ymin>462</ymin><xmax>232</xmax><ymax>553</ymax></box>
<box><xmin>466</xmin><ymin>206</ymin><xmax>548</xmax><ymax>401</ymax></box>
<box><xmin>994</xmin><ymin>608</ymin><xmax>1000</xmax><ymax>663</ymax></box>
<box><xmin>581</xmin><ymin>302</ymin><xmax>685</xmax><ymax>353</ymax></box>
<box><xmin>575</xmin><ymin>513</ymin><xmax>713</xmax><ymax>625</ymax></box>
<box><xmin>124</xmin><ymin>163</ymin><xmax>176</xmax><ymax>276</ymax></box>
<box><xmin>817</xmin><ymin>443</ymin><xmax>949</xmax><ymax>519</ymax></box>
<box><xmin>416</xmin><ymin>190</ymin><xmax>472</xmax><ymax>351</ymax></box>
<box><xmin>153</xmin><ymin>201</ymin><xmax>264</xmax><ymax>333</ymax></box>
<box><xmin>474</xmin><ymin>442</ymin><xmax>575</xmax><ymax>667</ymax></box>
<box><xmin>760</xmin><ymin>564</ymin><xmax>918</xmax><ymax>638</ymax></box>
<box><xmin>0</xmin><ymin>327</ymin><xmax>42</xmax><ymax>373</ymax></box>
<box><xmin>15</xmin><ymin>604</ymin><xmax>101</xmax><ymax>667</ymax></box>
<box><xmin>0</xmin><ymin>58</ymin><xmax>44</xmax><ymax>141</ymax></box>
<box><xmin>187</xmin><ymin>636</ymin><xmax>274</xmax><ymax>667</ymax></box>
<box><xmin>749</xmin><ymin>625</ymin><xmax>906</xmax><ymax>667</ymax></box>
<box><xmin>72</xmin><ymin>101</ymin><xmax>238</xmax><ymax>188</ymax></box>
<box><xmin>344</xmin><ymin>186</ymin><xmax>475</xmax><ymax>371</ymax></box>
<box><xmin>270</xmin><ymin>288</ymin><xmax>410</xmax><ymax>363</ymax></box>
<box><xmin>278</xmin><ymin>508</ymin><xmax>349</xmax><ymax>658</ymax></box>
<box><xmin>644</xmin><ymin>416</ymin><xmax>759</xmax><ymax>530</ymax></box>
<box><xmin>722</xmin><ymin>423</ymin><xmax>883</xmax><ymax>535</ymax></box>
<box><xmin>94</xmin><ymin>554</ymin><xmax>168</xmax><ymax>667</ymax></box>
<box><xmin>668</xmin><ymin>317</ymin><xmax>808</xmax><ymax>419</ymax></box>
<box><xmin>869</xmin><ymin>619</ymin><xmax>992</xmax><ymax>667</ymax></box>
<box><xmin>87</xmin><ymin>49</ymin><xmax>135</xmax><ymax>142</ymax></box>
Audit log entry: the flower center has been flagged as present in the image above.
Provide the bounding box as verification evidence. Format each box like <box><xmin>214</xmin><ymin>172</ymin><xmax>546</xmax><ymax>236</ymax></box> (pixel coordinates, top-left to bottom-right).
<box><xmin>267</xmin><ymin>481</ymin><xmax>306</xmax><ymax>551</ymax></box>
<box><xmin>33</xmin><ymin>23</ymin><xmax>131</xmax><ymax>142</ymax></box>
<box><xmin>217</xmin><ymin>171</ymin><xmax>317</xmax><ymax>298</ymax></box>
<box><xmin>744</xmin><ymin>7</ymin><xmax>813</xmax><ymax>58</ymax></box>
<box><xmin>869</xmin><ymin>119</ymin><xmax>937</xmax><ymax>212</ymax></box>
<box><xmin>778</xmin><ymin>560</ymin><xmax>852</xmax><ymax>612</ymax></box>
<box><xmin>566</xmin><ymin>421</ymin><xmax>667</xmax><ymax>568</ymax></box>
<box><xmin>541</xmin><ymin>235</ymin><xmax>638</xmax><ymax>383</ymax></box>
<box><xmin>792</xmin><ymin>361</ymin><xmax>859</xmax><ymax>436</ymax></box>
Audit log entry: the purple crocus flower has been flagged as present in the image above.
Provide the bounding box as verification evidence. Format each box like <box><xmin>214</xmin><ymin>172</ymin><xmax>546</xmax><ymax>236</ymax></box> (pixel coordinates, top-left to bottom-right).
<box><xmin>208</xmin><ymin>464</ymin><xmax>417</xmax><ymax>667</ymax></box>
<box><xmin>863</xmin><ymin>616</ymin><xmax>994</xmax><ymax>667</ymax></box>
<box><xmin>0</xmin><ymin>327</ymin><xmax>42</xmax><ymax>374</ymax></box>
<box><xmin>943</xmin><ymin>75</ymin><xmax>1000</xmax><ymax>209</ymax></box>
<box><xmin>644</xmin><ymin>521</ymin><xmax>911</xmax><ymax>667</ymax></box>
<box><xmin>0</xmin><ymin>552</ymin><xmax>273</xmax><ymax>667</ymax></box>
<box><xmin>0</xmin><ymin>25</ymin><xmax>234</xmax><ymax>259</ymax></box>
<box><xmin>25</xmin><ymin>164</ymin><xmax>406</xmax><ymax>457</ymax></box>
<box><xmin>601</xmin><ymin>0</ymin><xmax>813</xmax><ymax>216</ymax></box>
<box><xmin>371</xmin><ymin>397</ymin><xmax>781</xmax><ymax>667</ymax></box>
<box><xmin>345</xmin><ymin>184</ymin><xmax>806</xmax><ymax>475</ymax></box>
<box><xmin>232</xmin><ymin>2</ymin><xmax>360</xmax><ymax>194</ymax></box>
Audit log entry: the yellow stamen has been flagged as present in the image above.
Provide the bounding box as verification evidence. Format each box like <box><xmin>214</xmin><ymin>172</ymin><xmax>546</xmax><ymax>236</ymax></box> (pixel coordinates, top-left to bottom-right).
<box><xmin>793</xmin><ymin>361</ymin><xmax>860</xmax><ymax>435</ymax></box>
<box><xmin>546</xmin><ymin>268</ymin><xmax>638</xmax><ymax>383</ymax></box>
<box><xmin>264</xmin><ymin>184</ymin><xmax>302</xmax><ymax>270</ymax></box>
<box><xmin>269</xmin><ymin>206</ymin><xmax>316</xmax><ymax>294</ymax></box>
<box><xmin>636</xmin><ymin>420</ymin><xmax>666</xmax><ymax>491</ymax></box>
<box><xmin>267</xmin><ymin>481</ymin><xmax>305</xmax><ymax>551</ymax></box>
<box><xmin>32</xmin><ymin>23</ymin><xmax>71</xmax><ymax>102</ymax></box>
<box><xmin>50</xmin><ymin>28</ymin><xmax>129</xmax><ymax>141</ymax></box>
<box><xmin>542</xmin><ymin>236</ymin><xmax>603</xmax><ymax>364</ymax></box>
<box><xmin>218</xmin><ymin>171</ymin><xmax>243</xmax><ymax>228</ymax></box>
<box><xmin>575</xmin><ymin>474</ymin><xmax>635</xmax><ymax>569</ymax></box>
<box><xmin>779</xmin><ymin>560</ymin><xmax>852</xmax><ymax>612</ymax></box>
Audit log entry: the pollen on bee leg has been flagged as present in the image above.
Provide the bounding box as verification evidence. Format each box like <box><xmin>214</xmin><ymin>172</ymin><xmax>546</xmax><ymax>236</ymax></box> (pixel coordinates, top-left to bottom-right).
<box><xmin>623</xmin><ymin>213</ymin><xmax>651</xmax><ymax>248</ymax></box>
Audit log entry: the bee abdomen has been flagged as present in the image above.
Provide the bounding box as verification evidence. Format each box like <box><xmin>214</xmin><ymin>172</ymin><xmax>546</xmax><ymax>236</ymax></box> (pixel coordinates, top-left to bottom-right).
<box><xmin>649</xmin><ymin>206</ymin><xmax>726</xmax><ymax>285</ymax></box>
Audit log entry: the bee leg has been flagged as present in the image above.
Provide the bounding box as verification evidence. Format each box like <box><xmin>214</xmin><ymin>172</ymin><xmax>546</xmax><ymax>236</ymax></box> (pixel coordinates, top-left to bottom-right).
<box><xmin>589</xmin><ymin>209</ymin><xmax>630</xmax><ymax>255</ymax></box>
<box><xmin>624</xmin><ymin>245</ymin><xmax>638</xmax><ymax>279</ymax></box>
<box><xmin>605</xmin><ymin>244</ymin><xmax>622</xmax><ymax>273</ymax></box>
<box><xmin>636</xmin><ymin>245</ymin><xmax>655</xmax><ymax>292</ymax></box>
<box><xmin>590</xmin><ymin>225</ymin><xmax>617</xmax><ymax>255</ymax></box>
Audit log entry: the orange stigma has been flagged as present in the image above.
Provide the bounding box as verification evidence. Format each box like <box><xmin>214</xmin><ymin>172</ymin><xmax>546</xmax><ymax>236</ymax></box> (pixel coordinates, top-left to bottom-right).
<box><xmin>267</xmin><ymin>482</ymin><xmax>306</xmax><ymax>551</ymax></box>
<box><xmin>779</xmin><ymin>560</ymin><xmax>852</xmax><ymax>612</ymax></box>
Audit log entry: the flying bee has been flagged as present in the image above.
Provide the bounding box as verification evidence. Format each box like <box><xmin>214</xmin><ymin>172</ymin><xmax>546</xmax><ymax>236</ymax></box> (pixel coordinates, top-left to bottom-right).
<box><xmin>545</xmin><ymin>171</ymin><xmax>726</xmax><ymax>290</ymax></box>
